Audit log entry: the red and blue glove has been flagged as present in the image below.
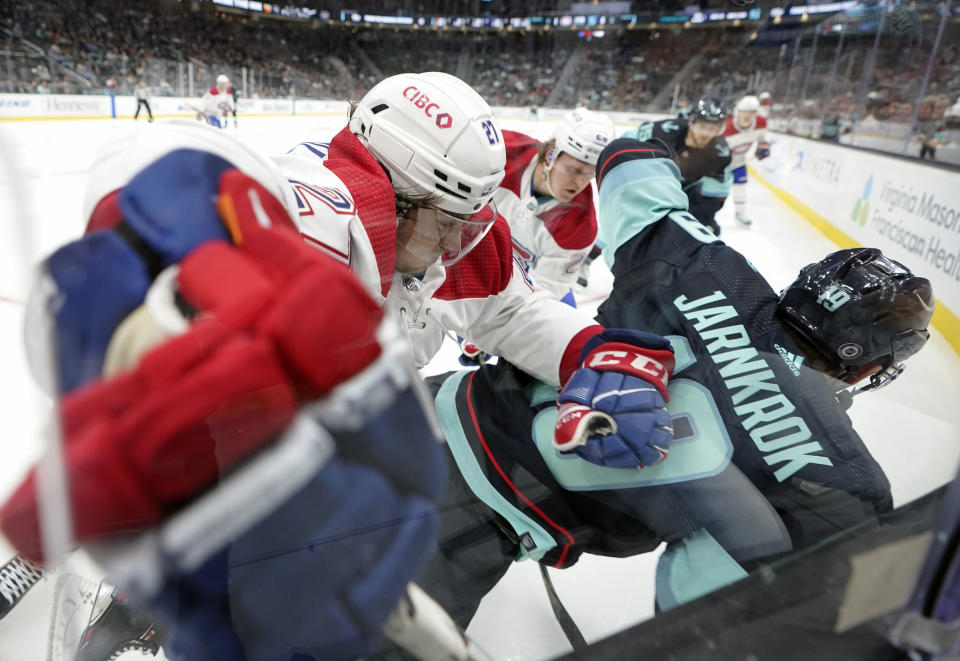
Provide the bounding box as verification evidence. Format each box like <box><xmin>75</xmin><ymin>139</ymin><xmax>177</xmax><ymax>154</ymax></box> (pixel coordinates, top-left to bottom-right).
<box><xmin>756</xmin><ymin>142</ymin><xmax>771</xmax><ymax>160</ymax></box>
<box><xmin>554</xmin><ymin>329</ymin><xmax>675</xmax><ymax>469</ymax></box>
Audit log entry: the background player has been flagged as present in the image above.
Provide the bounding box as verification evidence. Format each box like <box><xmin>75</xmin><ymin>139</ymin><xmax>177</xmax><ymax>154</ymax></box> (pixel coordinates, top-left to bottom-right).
<box><xmin>723</xmin><ymin>94</ymin><xmax>772</xmax><ymax>226</ymax></box>
<box><xmin>497</xmin><ymin>107</ymin><xmax>615</xmax><ymax>303</ymax></box>
<box><xmin>623</xmin><ymin>97</ymin><xmax>731</xmax><ymax>235</ymax></box>
<box><xmin>457</xmin><ymin>107</ymin><xmax>615</xmax><ymax>364</ymax></box>
<box><xmin>417</xmin><ymin>135</ymin><xmax>934</xmax><ymax>629</ymax></box>
<box><xmin>758</xmin><ymin>91</ymin><xmax>773</xmax><ymax>118</ymax></box>
<box><xmin>196</xmin><ymin>73</ymin><xmax>234</xmax><ymax>128</ymax></box>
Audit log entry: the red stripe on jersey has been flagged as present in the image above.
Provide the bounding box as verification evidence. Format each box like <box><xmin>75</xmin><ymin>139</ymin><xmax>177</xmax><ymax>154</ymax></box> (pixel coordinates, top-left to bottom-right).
<box><xmin>301</xmin><ymin>232</ymin><xmax>349</xmax><ymax>261</ymax></box>
<box><xmin>324</xmin><ymin>127</ymin><xmax>397</xmax><ymax>297</ymax></box>
<box><xmin>465</xmin><ymin>371</ymin><xmax>575</xmax><ymax>568</ymax></box>
<box><xmin>435</xmin><ymin>216</ymin><xmax>514</xmax><ymax>300</ymax></box>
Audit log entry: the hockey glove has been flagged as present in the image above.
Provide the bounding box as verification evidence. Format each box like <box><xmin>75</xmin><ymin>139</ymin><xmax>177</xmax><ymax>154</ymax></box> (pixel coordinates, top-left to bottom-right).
<box><xmin>0</xmin><ymin>170</ymin><xmax>387</xmax><ymax>563</ymax></box>
<box><xmin>555</xmin><ymin>329</ymin><xmax>675</xmax><ymax>469</ymax></box>
<box><xmin>756</xmin><ymin>142</ymin><xmax>771</xmax><ymax>160</ymax></box>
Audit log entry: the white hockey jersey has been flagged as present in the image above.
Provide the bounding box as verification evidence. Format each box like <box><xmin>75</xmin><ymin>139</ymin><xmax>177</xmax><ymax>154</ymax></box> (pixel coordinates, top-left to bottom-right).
<box><xmin>81</xmin><ymin>121</ymin><xmax>600</xmax><ymax>386</ymax></box>
<box><xmin>199</xmin><ymin>85</ymin><xmax>234</xmax><ymax>118</ymax></box>
<box><xmin>494</xmin><ymin>131</ymin><xmax>598</xmax><ymax>300</ymax></box>
<box><xmin>722</xmin><ymin>115</ymin><xmax>769</xmax><ymax>169</ymax></box>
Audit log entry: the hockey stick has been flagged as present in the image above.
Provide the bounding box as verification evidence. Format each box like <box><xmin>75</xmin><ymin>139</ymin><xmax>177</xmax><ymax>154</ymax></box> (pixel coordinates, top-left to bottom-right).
<box><xmin>539</xmin><ymin>563</ymin><xmax>588</xmax><ymax>652</ymax></box>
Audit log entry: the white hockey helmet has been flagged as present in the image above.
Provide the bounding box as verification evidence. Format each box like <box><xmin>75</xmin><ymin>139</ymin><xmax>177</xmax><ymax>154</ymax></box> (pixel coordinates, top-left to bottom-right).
<box><xmin>216</xmin><ymin>74</ymin><xmax>230</xmax><ymax>85</ymax></box>
<box><xmin>759</xmin><ymin>91</ymin><xmax>772</xmax><ymax>103</ymax></box>
<box><xmin>552</xmin><ymin>107</ymin><xmax>616</xmax><ymax>166</ymax></box>
<box><xmin>736</xmin><ymin>95</ymin><xmax>761</xmax><ymax>113</ymax></box>
<box><xmin>349</xmin><ymin>71</ymin><xmax>506</xmax><ymax>217</ymax></box>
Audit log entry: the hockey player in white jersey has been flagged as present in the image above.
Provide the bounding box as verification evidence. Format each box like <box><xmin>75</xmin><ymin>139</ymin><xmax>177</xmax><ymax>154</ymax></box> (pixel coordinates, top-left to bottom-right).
<box><xmin>758</xmin><ymin>91</ymin><xmax>772</xmax><ymax>118</ymax></box>
<box><xmin>195</xmin><ymin>73</ymin><xmax>234</xmax><ymax>128</ymax></box>
<box><xmin>722</xmin><ymin>94</ymin><xmax>772</xmax><ymax>226</ymax></box>
<box><xmin>1</xmin><ymin>72</ymin><xmax>674</xmax><ymax>660</ymax></box>
<box><xmin>460</xmin><ymin>108</ymin><xmax>614</xmax><ymax>365</ymax></box>
<box><xmin>456</xmin><ymin>107</ymin><xmax>615</xmax><ymax>364</ymax></box>
<box><xmin>496</xmin><ymin>107</ymin><xmax>615</xmax><ymax>302</ymax></box>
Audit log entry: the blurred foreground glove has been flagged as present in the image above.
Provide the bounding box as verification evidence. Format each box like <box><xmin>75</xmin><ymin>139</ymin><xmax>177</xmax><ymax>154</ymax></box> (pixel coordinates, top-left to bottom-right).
<box><xmin>554</xmin><ymin>329</ymin><xmax>675</xmax><ymax>469</ymax></box>
<box><xmin>3</xmin><ymin>150</ymin><xmax>447</xmax><ymax>661</ymax></box>
<box><xmin>1</xmin><ymin>165</ymin><xmax>390</xmax><ymax>563</ymax></box>
<box><xmin>756</xmin><ymin>142</ymin><xmax>771</xmax><ymax>160</ymax></box>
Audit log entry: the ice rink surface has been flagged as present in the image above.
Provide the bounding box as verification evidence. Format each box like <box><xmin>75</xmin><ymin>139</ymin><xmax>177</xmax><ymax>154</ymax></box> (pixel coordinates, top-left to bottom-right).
<box><xmin>0</xmin><ymin>115</ymin><xmax>958</xmax><ymax>661</ymax></box>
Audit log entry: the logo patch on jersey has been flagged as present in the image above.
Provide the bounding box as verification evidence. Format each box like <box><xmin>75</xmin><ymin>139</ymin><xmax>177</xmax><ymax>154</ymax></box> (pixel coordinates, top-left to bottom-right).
<box><xmin>402</xmin><ymin>86</ymin><xmax>452</xmax><ymax>128</ymax></box>
<box><xmin>716</xmin><ymin>142</ymin><xmax>730</xmax><ymax>158</ymax></box>
<box><xmin>513</xmin><ymin>255</ymin><xmax>535</xmax><ymax>291</ymax></box>
<box><xmin>288</xmin><ymin>179</ymin><xmax>355</xmax><ymax>216</ymax></box>
<box><xmin>661</xmin><ymin>120</ymin><xmax>680</xmax><ymax>133</ymax></box>
<box><xmin>289</xmin><ymin>141</ymin><xmax>330</xmax><ymax>159</ymax></box>
<box><xmin>511</xmin><ymin>237</ymin><xmax>536</xmax><ymax>274</ymax></box>
<box><xmin>774</xmin><ymin>343</ymin><xmax>804</xmax><ymax>376</ymax></box>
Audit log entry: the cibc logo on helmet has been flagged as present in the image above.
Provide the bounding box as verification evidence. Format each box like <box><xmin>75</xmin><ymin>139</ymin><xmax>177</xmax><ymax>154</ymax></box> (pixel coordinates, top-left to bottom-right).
<box><xmin>402</xmin><ymin>86</ymin><xmax>452</xmax><ymax>129</ymax></box>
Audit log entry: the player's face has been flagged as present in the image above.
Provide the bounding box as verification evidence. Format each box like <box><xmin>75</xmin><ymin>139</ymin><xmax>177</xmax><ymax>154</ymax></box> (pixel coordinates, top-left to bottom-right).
<box><xmin>395</xmin><ymin>208</ymin><xmax>465</xmax><ymax>274</ymax></box>
<box><xmin>549</xmin><ymin>153</ymin><xmax>596</xmax><ymax>202</ymax></box>
<box><xmin>687</xmin><ymin>120</ymin><xmax>721</xmax><ymax>149</ymax></box>
<box><xmin>736</xmin><ymin>110</ymin><xmax>757</xmax><ymax>129</ymax></box>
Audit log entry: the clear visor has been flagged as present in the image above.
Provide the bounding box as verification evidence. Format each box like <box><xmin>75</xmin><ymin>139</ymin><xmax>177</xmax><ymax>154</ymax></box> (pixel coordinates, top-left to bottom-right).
<box><xmin>395</xmin><ymin>202</ymin><xmax>498</xmax><ymax>274</ymax></box>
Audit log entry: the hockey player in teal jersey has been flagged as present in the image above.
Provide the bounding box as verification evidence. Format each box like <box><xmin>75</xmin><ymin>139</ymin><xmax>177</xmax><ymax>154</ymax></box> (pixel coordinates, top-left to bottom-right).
<box><xmin>623</xmin><ymin>97</ymin><xmax>732</xmax><ymax>235</ymax></box>
<box><xmin>417</xmin><ymin>136</ymin><xmax>934</xmax><ymax>627</ymax></box>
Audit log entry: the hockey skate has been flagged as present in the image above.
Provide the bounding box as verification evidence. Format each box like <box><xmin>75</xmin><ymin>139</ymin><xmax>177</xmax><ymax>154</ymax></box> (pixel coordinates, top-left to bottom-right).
<box><xmin>47</xmin><ymin>573</ymin><xmax>164</xmax><ymax>661</ymax></box>
<box><xmin>0</xmin><ymin>553</ymin><xmax>44</xmax><ymax>620</ymax></box>
<box><xmin>735</xmin><ymin>211</ymin><xmax>753</xmax><ymax>226</ymax></box>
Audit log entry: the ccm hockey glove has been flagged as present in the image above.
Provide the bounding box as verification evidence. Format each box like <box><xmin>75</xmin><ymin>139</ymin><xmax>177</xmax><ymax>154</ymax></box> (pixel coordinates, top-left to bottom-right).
<box><xmin>555</xmin><ymin>329</ymin><xmax>675</xmax><ymax>469</ymax></box>
<box><xmin>756</xmin><ymin>142</ymin><xmax>771</xmax><ymax>160</ymax></box>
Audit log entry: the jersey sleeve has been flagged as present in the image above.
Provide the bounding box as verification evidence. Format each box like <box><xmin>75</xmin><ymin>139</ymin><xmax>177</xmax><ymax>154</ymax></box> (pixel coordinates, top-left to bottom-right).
<box><xmin>434</xmin><ymin>221</ymin><xmax>599</xmax><ymax>386</ymax></box>
<box><xmin>527</xmin><ymin>201</ymin><xmax>596</xmax><ymax>299</ymax></box>
<box><xmin>439</xmin><ymin>261</ymin><xmax>600</xmax><ymax>386</ymax></box>
<box><xmin>594</xmin><ymin>137</ymin><xmax>696</xmax><ymax>266</ymax></box>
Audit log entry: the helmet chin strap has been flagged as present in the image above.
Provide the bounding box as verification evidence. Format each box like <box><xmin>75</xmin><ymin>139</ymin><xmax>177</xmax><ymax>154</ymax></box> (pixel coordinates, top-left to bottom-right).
<box><xmin>836</xmin><ymin>361</ymin><xmax>904</xmax><ymax>410</ymax></box>
<box><xmin>857</xmin><ymin>361</ymin><xmax>905</xmax><ymax>393</ymax></box>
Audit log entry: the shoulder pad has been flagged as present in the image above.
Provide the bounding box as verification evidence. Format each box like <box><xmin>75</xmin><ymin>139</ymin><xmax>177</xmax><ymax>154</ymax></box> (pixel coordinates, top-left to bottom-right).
<box><xmin>538</xmin><ymin>194</ymin><xmax>597</xmax><ymax>250</ymax></box>
<box><xmin>500</xmin><ymin>131</ymin><xmax>540</xmax><ymax>195</ymax></box>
